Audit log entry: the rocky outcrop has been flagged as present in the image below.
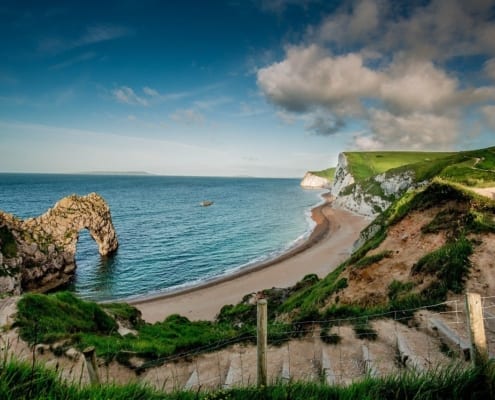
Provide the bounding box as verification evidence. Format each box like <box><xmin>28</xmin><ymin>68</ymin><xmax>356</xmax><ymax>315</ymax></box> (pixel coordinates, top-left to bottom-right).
<box><xmin>330</xmin><ymin>153</ymin><xmax>355</xmax><ymax>197</ymax></box>
<box><xmin>300</xmin><ymin>172</ymin><xmax>331</xmax><ymax>188</ymax></box>
<box><xmin>0</xmin><ymin>193</ymin><xmax>118</xmax><ymax>295</ymax></box>
<box><xmin>330</xmin><ymin>153</ymin><xmax>426</xmax><ymax>218</ymax></box>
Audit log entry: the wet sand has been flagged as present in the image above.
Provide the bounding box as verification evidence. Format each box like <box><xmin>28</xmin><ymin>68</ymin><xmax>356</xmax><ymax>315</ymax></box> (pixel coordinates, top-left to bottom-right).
<box><xmin>131</xmin><ymin>199</ymin><xmax>368</xmax><ymax>322</ymax></box>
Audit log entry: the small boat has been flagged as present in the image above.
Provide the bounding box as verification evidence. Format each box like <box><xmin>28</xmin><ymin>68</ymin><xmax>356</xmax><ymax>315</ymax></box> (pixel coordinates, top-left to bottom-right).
<box><xmin>200</xmin><ymin>200</ymin><xmax>214</xmax><ymax>207</ymax></box>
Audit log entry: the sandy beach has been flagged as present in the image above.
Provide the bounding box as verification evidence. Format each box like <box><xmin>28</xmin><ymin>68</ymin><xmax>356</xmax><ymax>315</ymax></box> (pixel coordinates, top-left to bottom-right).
<box><xmin>132</xmin><ymin>199</ymin><xmax>368</xmax><ymax>322</ymax></box>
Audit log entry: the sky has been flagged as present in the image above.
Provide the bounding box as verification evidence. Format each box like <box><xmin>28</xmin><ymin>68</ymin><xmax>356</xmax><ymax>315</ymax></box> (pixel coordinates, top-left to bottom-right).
<box><xmin>1</xmin><ymin>0</ymin><xmax>495</xmax><ymax>177</ymax></box>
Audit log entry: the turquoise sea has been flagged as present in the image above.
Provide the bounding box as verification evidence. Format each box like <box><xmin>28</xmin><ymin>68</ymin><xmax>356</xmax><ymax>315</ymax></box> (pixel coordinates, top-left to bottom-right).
<box><xmin>0</xmin><ymin>174</ymin><xmax>324</xmax><ymax>301</ymax></box>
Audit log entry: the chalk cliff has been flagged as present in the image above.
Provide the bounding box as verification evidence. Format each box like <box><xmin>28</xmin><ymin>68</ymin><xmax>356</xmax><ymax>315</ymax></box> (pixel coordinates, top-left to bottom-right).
<box><xmin>300</xmin><ymin>172</ymin><xmax>331</xmax><ymax>188</ymax></box>
<box><xmin>0</xmin><ymin>193</ymin><xmax>118</xmax><ymax>295</ymax></box>
<box><xmin>330</xmin><ymin>153</ymin><xmax>426</xmax><ymax>218</ymax></box>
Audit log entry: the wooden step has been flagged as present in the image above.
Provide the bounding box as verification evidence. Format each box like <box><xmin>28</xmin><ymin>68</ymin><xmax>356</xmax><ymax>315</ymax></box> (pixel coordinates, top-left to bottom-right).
<box><xmin>428</xmin><ymin>318</ymin><xmax>470</xmax><ymax>360</ymax></box>
<box><xmin>396</xmin><ymin>333</ymin><xmax>423</xmax><ymax>370</ymax></box>
<box><xmin>361</xmin><ymin>345</ymin><xmax>379</xmax><ymax>377</ymax></box>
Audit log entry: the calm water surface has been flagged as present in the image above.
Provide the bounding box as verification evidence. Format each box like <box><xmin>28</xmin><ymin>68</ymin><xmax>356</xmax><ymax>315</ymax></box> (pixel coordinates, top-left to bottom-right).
<box><xmin>0</xmin><ymin>174</ymin><xmax>324</xmax><ymax>301</ymax></box>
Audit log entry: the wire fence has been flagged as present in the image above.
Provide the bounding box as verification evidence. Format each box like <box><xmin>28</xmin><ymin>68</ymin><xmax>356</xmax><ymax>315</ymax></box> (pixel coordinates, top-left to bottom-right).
<box><xmin>8</xmin><ymin>295</ymin><xmax>492</xmax><ymax>391</ymax></box>
<box><xmin>133</xmin><ymin>299</ymin><xmax>478</xmax><ymax>390</ymax></box>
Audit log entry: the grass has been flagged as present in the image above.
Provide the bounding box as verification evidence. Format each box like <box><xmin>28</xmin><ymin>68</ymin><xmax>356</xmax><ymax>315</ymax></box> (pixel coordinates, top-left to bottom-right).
<box><xmin>412</xmin><ymin>236</ymin><xmax>473</xmax><ymax>295</ymax></box>
<box><xmin>344</xmin><ymin>151</ymin><xmax>454</xmax><ymax>183</ymax></box>
<box><xmin>15</xmin><ymin>292</ymin><xmax>247</xmax><ymax>365</ymax></box>
<box><xmin>353</xmin><ymin>251</ymin><xmax>393</xmax><ymax>269</ymax></box>
<box><xmin>1</xmin><ymin>356</ymin><xmax>494</xmax><ymax>399</ymax></box>
<box><xmin>309</xmin><ymin>167</ymin><xmax>336</xmax><ymax>182</ymax></box>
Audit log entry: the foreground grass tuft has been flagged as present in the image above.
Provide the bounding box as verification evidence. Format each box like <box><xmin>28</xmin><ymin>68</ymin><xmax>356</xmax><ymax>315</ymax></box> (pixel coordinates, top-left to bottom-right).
<box><xmin>1</xmin><ymin>357</ymin><xmax>494</xmax><ymax>399</ymax></box>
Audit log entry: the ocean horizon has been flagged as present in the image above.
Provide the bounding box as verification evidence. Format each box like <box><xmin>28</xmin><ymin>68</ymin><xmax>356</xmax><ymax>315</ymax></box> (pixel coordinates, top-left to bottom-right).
<box><xmin>0</xmin><ymin>173</ymin><xmax>324</xmax><ymax>301</ymax></box>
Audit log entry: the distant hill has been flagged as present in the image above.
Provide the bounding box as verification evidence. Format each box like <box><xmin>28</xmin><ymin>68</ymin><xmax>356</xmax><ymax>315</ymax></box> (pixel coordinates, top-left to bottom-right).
<box><xmin>79</xmin><ymin>171</ymin><xmax>154</xmax><ymax>176</ymax></box>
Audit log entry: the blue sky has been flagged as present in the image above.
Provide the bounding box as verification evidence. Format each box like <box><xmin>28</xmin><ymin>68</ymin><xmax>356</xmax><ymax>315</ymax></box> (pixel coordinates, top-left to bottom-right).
<box><xmin>1</xmin><ymin>0</ymin><xmax>495</xmax><ymax>177</ymax></box>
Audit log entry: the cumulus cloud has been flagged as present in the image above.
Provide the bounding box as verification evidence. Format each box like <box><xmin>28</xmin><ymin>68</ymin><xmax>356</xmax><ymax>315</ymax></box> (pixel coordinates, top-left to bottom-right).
<box><xmin>305</xmin><ymin>113</ymin><xmax>345</xmax><ymax>135</ymax></box>
<box><xmin>482</xmin><ymin>105</ymin><xmax>495</xmax><ymax>129</ymax></box>
<box><xmin>353</xmin><ymin>134</ymin><xmax>383</xmax><ymax>151</ymax></box>
<box><xmin>379</xmin><ymin>58</ymin><xmax>459</xmax><ymax>113</ymax></box>
<box><xmin>257</xmin><ymin>45</ymin><xmax>380</xmax><ymax>114</ymax></box>
<box><xmin>257</xmin><ymin>0</ymin><xmax>495</xmax><ymax>150</ymax></box>
<box><xmin>369</xmin><ymin>110</ymin><xmax>459</xmax><ymax>149</ymax></box>
<box><xmin>485</xmin><ymin>59</ymin><xmax>495</xmax><ymax>81</ymax></box>
<box><xmin>313</xmin><ymin>0</ymin><xmax>495</xmax><ymax>61</ymax></box>
<box><xmin>170</xmin><ymin>108</ymin><xmax>205</xmax><ymax>125</ymax></box>
<box><xmin>315</xmin><ymin>0</ymin><xmax>380</xmax><ymax>46</ymax></box>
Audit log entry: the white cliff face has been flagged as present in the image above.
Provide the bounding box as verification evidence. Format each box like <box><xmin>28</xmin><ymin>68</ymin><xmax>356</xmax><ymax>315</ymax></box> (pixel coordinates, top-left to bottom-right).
<box><xmin>300</xmin><ymin>172</ymin><xmax>330</xmax><ymax>188</ymax></box>
<box><xmin>331</xmin><ymin>153</ymin><xmax>355</xmax><ymax>197</ymax></box>
<box><xmin>329</xmin><ymin>153</ymin><xmax>421</xmax><ymax>218</ymax></box>
<box><xmin>375</xmin><ymin>171</ymin><xmax>414</xmax><ymax>197</ymax></box>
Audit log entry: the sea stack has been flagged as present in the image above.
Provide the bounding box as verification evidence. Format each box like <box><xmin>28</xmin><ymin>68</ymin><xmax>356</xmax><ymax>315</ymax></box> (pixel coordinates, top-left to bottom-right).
<box><xmin>0</xmin><ymin>193</ymin><xmax>118</xmax><ymax>295</ymax></box>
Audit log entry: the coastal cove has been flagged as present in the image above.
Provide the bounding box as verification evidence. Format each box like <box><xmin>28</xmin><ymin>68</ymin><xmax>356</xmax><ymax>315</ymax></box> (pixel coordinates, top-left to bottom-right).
<box><xmin>0</xmin><ymin>174</ymin><xmax>325</xmax><ymax>301</ymax></box>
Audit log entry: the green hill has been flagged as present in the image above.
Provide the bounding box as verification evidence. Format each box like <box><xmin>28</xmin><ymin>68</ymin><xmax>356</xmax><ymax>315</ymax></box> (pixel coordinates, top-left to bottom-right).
<box><xmin>343</xmin><ymin>151</ymin><xmax>455</xmax><ymax>183</ymax></box>
<box><xmin>308</xmin><ymin>167</ymin><xmax>336</xmax><ymax>182</ymax></box>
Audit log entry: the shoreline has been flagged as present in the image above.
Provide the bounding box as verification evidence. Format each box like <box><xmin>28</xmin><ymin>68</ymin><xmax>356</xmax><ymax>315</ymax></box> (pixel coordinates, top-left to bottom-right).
<box><xmin>129</xmin><ymin>193</ymin><xmax>332</xmax><ymax>305</ymax></box>
<box><xmin>131</xmin><ymin>195</ymin><xmax>369</xmax><ymax>322</ymax></box>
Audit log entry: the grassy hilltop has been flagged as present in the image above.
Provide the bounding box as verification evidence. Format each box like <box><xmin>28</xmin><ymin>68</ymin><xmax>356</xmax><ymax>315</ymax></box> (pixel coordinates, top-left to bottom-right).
<box><xmin>343</xmin><ymin>147</ymin><xmax>495</xmax><ymax>188</ymax></box>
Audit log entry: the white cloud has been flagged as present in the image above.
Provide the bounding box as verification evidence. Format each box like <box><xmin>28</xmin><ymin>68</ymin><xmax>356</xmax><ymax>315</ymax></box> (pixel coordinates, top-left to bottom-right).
<box><xmin>39</xmin><ymin>24</ymin><xmax>131</xmax><ymax>54</ymax></box>
<box><xmin>316</xmin><ymin>0</ymin><xmax>380</xmax><ymax>45</ymax></box>
<box><xmin>305</xmin><ymin>112</ymin><xmax>345</xmax><ymax>135</ymax></box>
<box><xmin>143</xmin><ymin>86</ymin><xmax>159</xmax><ymax>97</ymax></box>
<box><xmin>353</xmin><ymin>134</ymin><xmax>383</xmax><ymax>150</ymax></box>
<box><xmin>170</xmin><ymin>108</ymin><xmax>205</xmax><ymax>125</ymax></box>
<box><xmin>112</xmin><ymin>86</ymin><xmax>148</xmax><ymax>106</ymax></box>
<box><xmin>380</xmin><ymin>58</ymin><xmax>458</xmax><ymax>113</ymax></box>
<box><xmin>482</xmin><ymin>105</ymin><xmax>495</xmax><ymax>129</ymax></box>
<box><xmin>311</xmin><ymin>0</ymin><xmax>495</xmax><ymax>61</ymax></box>
<box><xmin>49</xmin><ymin>52</ymin><xmax>96</xmax><ymax>70</ymax></box>
<box><xmin>194</xmin><ymin>96</ymin><xmax>231</xmax><ymax>110</ymax></box>
<box><xmin>257</xmin><ymin>45</ymin><xmax>380</xmax><ymax>113</ymax></box>
<box><xmin>369</xmin><ymin>109</ymin><xmax>459</xmax><ymax>150</ymax></box>
<box><xmin>485</xmin><ymin>59</ymin><xmax>495</xmax><ymax>81</ymax></box>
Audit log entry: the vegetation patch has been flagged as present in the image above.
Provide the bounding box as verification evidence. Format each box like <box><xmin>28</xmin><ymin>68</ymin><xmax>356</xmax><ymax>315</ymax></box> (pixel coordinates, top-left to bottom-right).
<box><xmin>1</xmin><ymin>356</ymin><xmax>494</xmax><ymax>400</ymax></box>
<box><xmin>353</xmin><ymin>250</ymin><xmax>393</xmax><ymax>269</ymax></box>
<box><xmin>344</xmin><ymin>151</ymin><xmax>454</xmax><ymax>183</ymax></box>
<box><xmin>0</xmin><ymin>226</ymin><xmax>17</xmax><ymax>258</ymax></box>
<box><xmin>280</xmin><ymin>264</ymin><xmax>348</xmax><ymax>313</ymax></box>
<box><xmin>309</xmin><ymin>167</ymin><xmax>336</xmax><ymax>182</ymax></box>
<box><xmin>412</xmin><ymin>236</ymin><xmax>473</xmax><ymax>294</ymax></box>
<box><xmin>353</xmin><ymin>319</ymin><xmax>378</xmax><ymax>341</ymax></box>
<box><xmin>320</xmin><ymin>326</ymin><xmax>341</xmax><ymax>345</ymax></box>
<box><xmin>15</xmin><ymin>292</ymin><xmax>117</xmax><ymax>344</ymax></box>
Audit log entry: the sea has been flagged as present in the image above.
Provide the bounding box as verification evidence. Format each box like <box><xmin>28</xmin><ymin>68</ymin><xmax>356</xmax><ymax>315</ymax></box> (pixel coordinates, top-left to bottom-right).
<box><xmin>0</xmin><ymin>174</ymin><xmax>325</xmax><ymax>301</ymax></box>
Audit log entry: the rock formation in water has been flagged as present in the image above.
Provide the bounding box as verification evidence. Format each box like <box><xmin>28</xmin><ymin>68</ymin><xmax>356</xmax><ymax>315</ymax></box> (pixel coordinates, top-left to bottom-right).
<box><xmin>300</xmin><ymin>172</ymin><xmax>330</xmax><ymax>188</ymax></box>
<box><xmin>0</xmin><ymin>193</ymin><xmax>118</xmax><ymax>295</ymax></box>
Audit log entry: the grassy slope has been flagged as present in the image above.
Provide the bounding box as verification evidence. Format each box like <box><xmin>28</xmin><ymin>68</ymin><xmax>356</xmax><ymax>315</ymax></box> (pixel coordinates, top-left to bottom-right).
<box><xmin>309</xmin><ymin>167</ymin><xmax>336</xmax><ymax>182</ymax></box>
<box><xmin>344</xmin><ymin>151</ymin><xmax>454</xmax><ymax>182</ymax></box>
<box><xmin>343</xmin><ymin>147</ymin><xmax>495</xmax><ymax>188</ymax></box>
<box><xmin>2</xmin><ymin>357</ymin><xmax>493</xmax><ymax>400</ymax></box>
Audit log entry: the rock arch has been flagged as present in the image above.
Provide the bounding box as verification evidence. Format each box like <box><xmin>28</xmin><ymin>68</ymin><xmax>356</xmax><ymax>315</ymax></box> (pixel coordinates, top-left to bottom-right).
<box><xmin>0</xmin><ymin>193</ymin><xmax>118</xmax><ymax>294</ymax></box>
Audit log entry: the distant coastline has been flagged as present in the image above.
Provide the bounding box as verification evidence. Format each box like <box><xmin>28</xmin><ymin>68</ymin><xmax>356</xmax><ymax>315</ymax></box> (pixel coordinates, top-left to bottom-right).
<box><xmin>78</xmin><ymin>171</ymin><xmax>155</xmax><ymax>176</ymax></box>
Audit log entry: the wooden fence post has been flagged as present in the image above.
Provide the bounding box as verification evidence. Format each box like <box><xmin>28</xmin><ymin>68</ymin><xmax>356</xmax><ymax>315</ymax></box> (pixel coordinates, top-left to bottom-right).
<box><xmin>82</xmin><ymin>346</ymin><xmax>100</xmax><ymax>385</ymax></box>
<box><xmin>257</xmin><ymin>299</ymin><xmax>267</xmax><ymax>387</ymax></box>
<box><xmin>465</xmin><ymin>293</ymin><xmax>488</xmax><ymax>366</ymax></box>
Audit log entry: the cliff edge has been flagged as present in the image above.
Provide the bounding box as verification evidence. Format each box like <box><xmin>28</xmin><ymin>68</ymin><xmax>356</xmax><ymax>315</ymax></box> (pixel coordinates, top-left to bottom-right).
<box><xmin>0</xmin><ymin>193</ymin><xmax>118</xmax><ymax>295</ymax></box>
